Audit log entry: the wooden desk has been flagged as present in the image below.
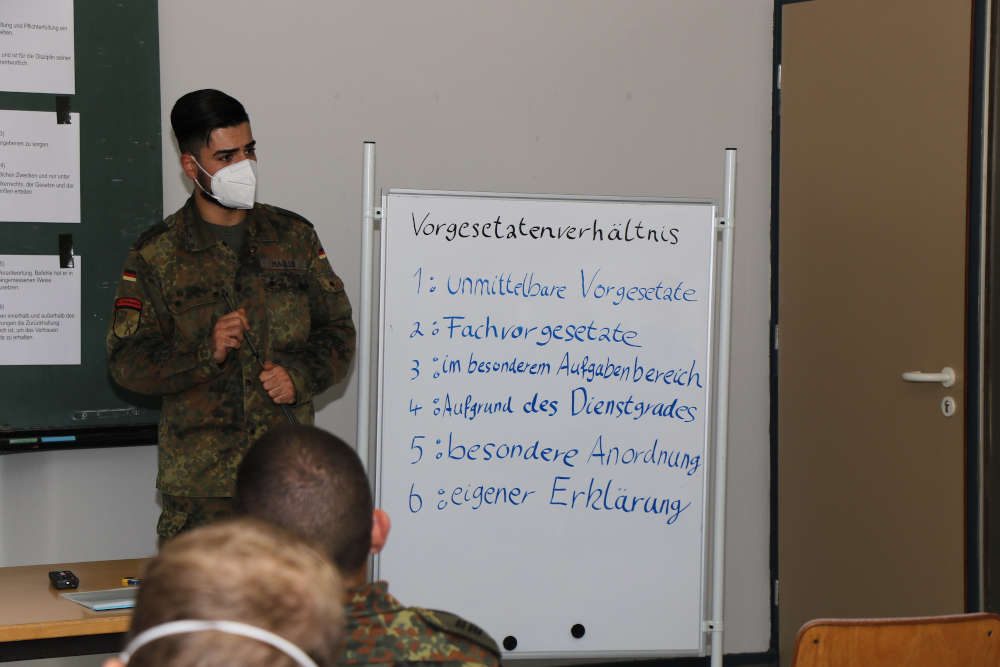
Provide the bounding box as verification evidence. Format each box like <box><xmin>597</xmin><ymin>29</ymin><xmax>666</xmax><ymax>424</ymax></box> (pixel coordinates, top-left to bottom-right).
<box><xmin>0</xmin><ymin>557</ymin><xmax>149</xmax><ymax>661</ymax></box>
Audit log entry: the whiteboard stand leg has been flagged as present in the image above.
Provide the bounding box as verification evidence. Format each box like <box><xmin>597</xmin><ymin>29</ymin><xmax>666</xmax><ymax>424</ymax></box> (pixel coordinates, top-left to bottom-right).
<box><xmin>357</xmin><ymin>141</ymin><xmax>377</xmax><ymax>472</ymax></box>
<box><xmin>709</xmin><ymin>147</ymin><xmax>737</xmax><ymax>667</ymax></box>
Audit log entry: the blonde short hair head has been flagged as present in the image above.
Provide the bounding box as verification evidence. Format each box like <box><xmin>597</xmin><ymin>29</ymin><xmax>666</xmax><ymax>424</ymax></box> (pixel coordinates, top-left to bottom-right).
<box><xmin>126</xmin><ymin>517</ymin><xmax>344</xmax><ymax>667</ymax></box>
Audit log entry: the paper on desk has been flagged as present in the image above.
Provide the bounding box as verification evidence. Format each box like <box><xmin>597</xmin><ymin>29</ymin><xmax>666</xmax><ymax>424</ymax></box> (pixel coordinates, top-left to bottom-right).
<box><xmin>62</xmin><ymin>587</ymin><xmax>136</xmax><ymax>611</ymax></box>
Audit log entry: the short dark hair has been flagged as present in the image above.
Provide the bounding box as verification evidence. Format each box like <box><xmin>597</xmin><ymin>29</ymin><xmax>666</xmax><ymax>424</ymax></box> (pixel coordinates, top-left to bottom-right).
<box><xmin>234</xmin><ymin>425</ymin><xmax>373</xmax><ymax>572</ymax></box>
<box><xmin>170</xmin><ymin>89</ymin><xmax>249</xmax><ymax>155</ymax></box>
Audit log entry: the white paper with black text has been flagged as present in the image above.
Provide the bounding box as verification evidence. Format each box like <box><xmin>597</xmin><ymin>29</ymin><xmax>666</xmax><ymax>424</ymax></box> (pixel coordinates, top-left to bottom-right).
<box><xmin>0</xmin><ymin>0</ymin><xmax>75</xmax><ymax>94</ymax></box>
<box><xmin>0</xmin><ymin>109</ymin><xmax>80</xmax><ymax>223</ymax></box>
<box><xmin>0</xmin><ymin>255</ymin><xmax>81</xmax><ymax>365</ymax></box>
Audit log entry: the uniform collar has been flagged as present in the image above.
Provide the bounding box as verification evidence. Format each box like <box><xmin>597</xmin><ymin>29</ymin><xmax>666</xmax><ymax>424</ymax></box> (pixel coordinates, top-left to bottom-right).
<box><xmin>178</xmin><ymin>196</ymin><xmax>277</xmax><ymax>251</ymax></box>
<box><xmin>346</xmin><ymin>581</ymin><xmax>398</xmax><ymax>616</ymax></box>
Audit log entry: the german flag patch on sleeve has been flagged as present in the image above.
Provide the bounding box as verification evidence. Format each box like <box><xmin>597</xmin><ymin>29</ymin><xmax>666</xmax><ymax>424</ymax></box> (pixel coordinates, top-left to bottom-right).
<box><xmin>113</xmin><ymin>297</ymin><xmax>142</xmax><ymax>338</ymax></box>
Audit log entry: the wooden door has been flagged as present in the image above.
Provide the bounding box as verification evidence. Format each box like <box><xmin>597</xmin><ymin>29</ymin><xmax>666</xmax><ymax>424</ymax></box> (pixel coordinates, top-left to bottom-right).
<box><xmin>778</xmin><ymin>0</ymin><xmax>973</xmax><ymax>663</ymax></box>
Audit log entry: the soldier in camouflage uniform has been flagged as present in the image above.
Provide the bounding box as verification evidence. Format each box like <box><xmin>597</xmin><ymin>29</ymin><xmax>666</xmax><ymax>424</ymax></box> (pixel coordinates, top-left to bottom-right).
<box><xmin>234</xmin><ymin>425</ymin><xmax>502</xmax><ymax>667</ymax></box>
<box><xmin>107</xmin><ymin>90</ymin><xmax>355</xmax><ymax>541</ymax></box>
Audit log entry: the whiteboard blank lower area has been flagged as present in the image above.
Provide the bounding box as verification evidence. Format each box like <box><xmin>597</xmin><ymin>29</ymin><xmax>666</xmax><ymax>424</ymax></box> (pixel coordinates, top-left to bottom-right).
<box><xmin>374</xmin><ymin>191</ymin><xmax>718</xmax><ymax>658</ymax></box>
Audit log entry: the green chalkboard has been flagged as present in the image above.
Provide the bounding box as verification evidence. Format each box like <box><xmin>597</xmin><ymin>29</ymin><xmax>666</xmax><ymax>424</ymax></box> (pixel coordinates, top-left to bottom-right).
<box><xmin>0</xmin><ymin>0</ymin><xmax>161</xmax><ymax>444</ymax></box>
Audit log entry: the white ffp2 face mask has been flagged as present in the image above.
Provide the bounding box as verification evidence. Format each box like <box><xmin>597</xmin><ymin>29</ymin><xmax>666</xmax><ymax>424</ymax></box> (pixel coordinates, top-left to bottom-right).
<box><xmin>193</xmin><ymin>157</ymin><xmax>257</xmax><ymax>210</ymax></box>
<box><xmin>118</xmin><ymin>619</ymin><xmax>319</xmax><ymax>667</ymax></box>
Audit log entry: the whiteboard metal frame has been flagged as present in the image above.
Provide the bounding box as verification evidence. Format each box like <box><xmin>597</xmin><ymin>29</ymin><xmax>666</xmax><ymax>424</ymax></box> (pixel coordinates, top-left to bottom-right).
<box><xmin>357</xmin><ymin>141</ymin><xmax>377</xmax><ymax>471</ymax></box>
<box><xmin>358</xmin><ymin>145</ymin><xmax>737</xmax><ymax>662</ymax></box>
<box><xmin>378</xmin><ymin>191</ymin><xmax>714</xmax><ymax>659</ymax></box>
<box><xmin>708</xmin><ymin>147</ymin><xmax>737</xmax><ymax>667</ymax></box>
<box><xmin>386</xmin><ymin>188</ymin><xmax>715</xmax><ymax>206</ymax></box>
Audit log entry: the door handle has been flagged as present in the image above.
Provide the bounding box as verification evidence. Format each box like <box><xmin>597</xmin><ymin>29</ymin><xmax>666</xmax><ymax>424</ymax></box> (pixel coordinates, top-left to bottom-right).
<box><xmin>901</xmin><ymin>366</ymin><xmax>956</xmax><ymax>387</ymax></box>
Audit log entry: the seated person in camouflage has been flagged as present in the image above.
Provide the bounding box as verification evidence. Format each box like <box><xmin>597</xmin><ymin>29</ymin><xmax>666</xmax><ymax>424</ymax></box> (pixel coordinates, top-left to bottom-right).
<box><xmin>105</xmin><ymin>517</ymin><xmax>345</xmax><ymax>667</ymax></box>
<box><xmin>234</xmin><ymin>424</ymin><xmax>501</xmax><ymax>667</ymax></box>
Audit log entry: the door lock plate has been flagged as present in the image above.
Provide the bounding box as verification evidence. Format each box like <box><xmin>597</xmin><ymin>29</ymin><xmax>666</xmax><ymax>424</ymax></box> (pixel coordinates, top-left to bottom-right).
<box><xmin>941</xmin><ymin>396</ymin><xmax>956</xmax><ymax>417</ymax></box>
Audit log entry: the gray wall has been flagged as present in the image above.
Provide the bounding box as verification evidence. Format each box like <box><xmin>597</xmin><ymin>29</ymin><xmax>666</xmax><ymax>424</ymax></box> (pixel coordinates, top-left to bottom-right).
<box><xmin>1</xmin><ymin>0</ymin><xmax>773</xmax><ymax>659</ymax></box>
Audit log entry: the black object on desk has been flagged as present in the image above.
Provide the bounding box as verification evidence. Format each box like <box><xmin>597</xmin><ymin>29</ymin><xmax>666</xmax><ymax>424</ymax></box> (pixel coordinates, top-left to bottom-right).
<box><xmin>48</xmin><ymin>571</ymin><xmax>79</xmax><ymax>590</ymax></box>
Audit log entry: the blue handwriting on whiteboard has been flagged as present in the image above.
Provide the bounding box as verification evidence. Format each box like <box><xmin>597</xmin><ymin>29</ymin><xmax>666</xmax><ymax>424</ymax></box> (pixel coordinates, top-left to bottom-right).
<box><xmin>579</xmin><ymin>268</ymin><xmax>697</xmax><ymax>306</ymax></box>
<box><xmin>412</xmin><ymin>267</ymin><xmax>438</xmax><ymax>295</ymax></box>
<box><xmin>548</xmin><ymin>475</ymin><xmax>691</xmax><ymax>525</ymax></box>
<box><xmin>588</xmin><ymin>435</ymin><xmax>701</xmax><ymax>476</ymax></box>
<box><xmin>556</xmin><ymin>353</ymin><xmax>702</xmax><ymax>388</ymax></box>
<box><xmin>523</xmin><ymin>391</ymin><xmax>559</xmax><ymax>416</ymax></box>
<box><xmin>435</xmin><ymin>482</ymin><xmax>536</xmax><ymax>511</ymax></box>
<box><xmin>570</xmin><ymin>386</ymin><xmax>697</xmax><ymax>423</ymax></box>
<box><xmin>432</xmin><ymin>393</ymin><xmax>515</xmax><ymax>421</ymax></box>
<box><xmin>446</xmin><ymin>272</ymin><xmax>567</xmax><ymax>299</ymax></box>
<box><xmin>437</xmin><ymin>352</ymin><xmax>552</xmax><ymax>378</ymax></box>
<box><xmin>441</xmin><ymin>432</ymin><xmax>578</xmax><ymax>467</ymax></box>
<box><xmin>441</xmin><ymin>314</ymin><xmax>641</xmax><ymax>348</ymax></box>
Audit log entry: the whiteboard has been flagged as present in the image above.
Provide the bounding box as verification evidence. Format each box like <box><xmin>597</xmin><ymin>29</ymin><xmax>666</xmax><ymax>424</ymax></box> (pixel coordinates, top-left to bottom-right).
<box><xmin>374</xmin><ymin>190</ymin><xmax>719</xmax><ymax>658</ymax></box>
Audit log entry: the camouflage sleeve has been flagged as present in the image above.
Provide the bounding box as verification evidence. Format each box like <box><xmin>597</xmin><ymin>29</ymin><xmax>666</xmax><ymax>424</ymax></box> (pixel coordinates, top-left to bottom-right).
<box><xmin>106</xmin><ymin>249</ymin><xmax>222</xmax><ymax>395</ymax></box>
<box><xmin>273</xmin><ymin>229</ymin><xmax>356</xmax><ymax>403</ymax></box>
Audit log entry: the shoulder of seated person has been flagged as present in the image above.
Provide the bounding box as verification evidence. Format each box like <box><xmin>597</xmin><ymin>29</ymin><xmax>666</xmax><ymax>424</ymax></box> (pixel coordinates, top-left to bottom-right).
<box><xmin>412</xmin><ymin>608</ymin><xmax>501</xmax><ymax>658</ymax></box>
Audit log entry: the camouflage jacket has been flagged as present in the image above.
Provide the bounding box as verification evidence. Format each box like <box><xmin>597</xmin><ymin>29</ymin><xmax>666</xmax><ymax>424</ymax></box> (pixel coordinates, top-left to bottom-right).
<box><xmin>106</xmin><ymin>197</ymin><xmax>356</xmax><ymax>497</ymax></box>
<box><xmin>340</xmin><ymin>581</ymin><xmax>501</xmax><ymax>667</ymax></box>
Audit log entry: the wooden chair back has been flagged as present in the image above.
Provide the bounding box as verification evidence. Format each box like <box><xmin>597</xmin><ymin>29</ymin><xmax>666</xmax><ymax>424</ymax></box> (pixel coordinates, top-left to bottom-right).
<box><xmin>790</xmin><ymin>613</ymin><xmax>1000</xmax><ymax>666</ymax></box>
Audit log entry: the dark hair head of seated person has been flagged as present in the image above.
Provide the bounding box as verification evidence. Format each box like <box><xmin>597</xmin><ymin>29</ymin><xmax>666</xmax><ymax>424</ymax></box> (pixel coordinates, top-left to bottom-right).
<box><xmin>105</xmin><ymin>517</ymin><xmax>344</xmax><ymax>667</ymax></box>
<box><xmin>234</xmin><ymin>424</ymin><xmax>390</xmax><ymax>585</ymax></box>
<box><xmin>235</xmin><ymin>430</ymin><xmax>502</xmax><ymax>666</ymax></box>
